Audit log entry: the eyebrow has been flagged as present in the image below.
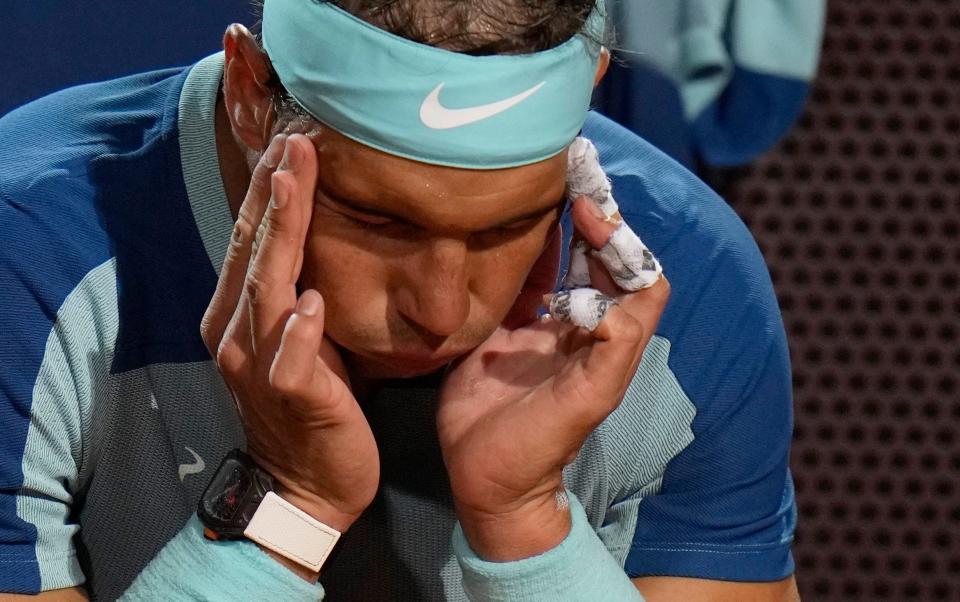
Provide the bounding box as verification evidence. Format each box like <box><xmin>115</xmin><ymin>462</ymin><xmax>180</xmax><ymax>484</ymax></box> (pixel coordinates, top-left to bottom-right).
<box><xmin>323</xmin><ymin>189</ymin><xmax>567</xmax><ymax>229</ymax></box>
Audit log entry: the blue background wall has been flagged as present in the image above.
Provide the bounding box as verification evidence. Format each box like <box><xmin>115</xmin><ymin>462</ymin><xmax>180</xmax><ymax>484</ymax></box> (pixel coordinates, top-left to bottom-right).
<box><xmin>0</xmin><ymin>1</ymin><xmax>252</xmax><ymax>117</ymax></box>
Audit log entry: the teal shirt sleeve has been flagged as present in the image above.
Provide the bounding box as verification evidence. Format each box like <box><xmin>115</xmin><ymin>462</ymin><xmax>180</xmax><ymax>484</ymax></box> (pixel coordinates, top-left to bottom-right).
<box><xmin>453</xmin><ymin>492</ymin><xmax>644</xmax><ymax>601</ymax></box>
<box><xmin>120</xmin><ymin>515</ymin><xmax>326</xmax><ymax>601</ymax></box>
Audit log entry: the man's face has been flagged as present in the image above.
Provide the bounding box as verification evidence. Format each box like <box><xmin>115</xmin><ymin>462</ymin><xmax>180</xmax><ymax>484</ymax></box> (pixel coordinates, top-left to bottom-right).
<box><xmin>298</xmin><ymin>127</ymin><xmax>567</xmax><ymax>379</ymax></box>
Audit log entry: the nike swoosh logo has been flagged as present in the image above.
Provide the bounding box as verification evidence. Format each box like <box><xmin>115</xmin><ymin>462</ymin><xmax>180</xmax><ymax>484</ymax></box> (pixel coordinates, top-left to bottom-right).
<box><xmin>178</xmin><ymin>446</ymin><xmax>206</xmax><ymax>482</ymax></box>
<box><xmin>420</xmin><ymin>81</ymin><xmax>546</xmax><ymax>130</ymax></box>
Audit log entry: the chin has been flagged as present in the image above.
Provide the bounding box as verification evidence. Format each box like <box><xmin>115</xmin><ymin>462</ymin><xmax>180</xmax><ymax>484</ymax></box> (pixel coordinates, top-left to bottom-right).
<box><xmin>343</xmin><ymin>350</ymin><xmax>458</xmax><ymax>380</ymax></box>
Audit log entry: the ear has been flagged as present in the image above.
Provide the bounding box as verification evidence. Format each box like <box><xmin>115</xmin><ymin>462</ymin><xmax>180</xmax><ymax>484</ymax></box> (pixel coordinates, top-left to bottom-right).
<box><xmin>222</xmin><ymin>23</ymin><xmax>276</xmax><ymax>153</ymax></box>
<box><xmin>593</xmin><ymin>48</ymin><xmax>610</xmax><ymax>88</ymax></box>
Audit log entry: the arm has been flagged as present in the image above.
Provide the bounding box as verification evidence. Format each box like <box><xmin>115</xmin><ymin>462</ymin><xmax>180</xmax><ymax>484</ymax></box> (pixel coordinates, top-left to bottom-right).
<box><xmin>441</xmin><ymin>138</ymin><xmax>798</xmax><ymax>599</ymax></box>
<box><xmin>123</xmin><ymin>132</ymin><xmax>377</xmax><ymax>598</ymax></box>
<box><xmin>0</xmin><ymin>589</ymin><xmax>88</xmax><ymax>601</ymax></box>
<box><xmin>632</xmin><ymin>576</ymin><xmax>800</xmax><ymax>601</ymax></box>
<box><xmin>439</xmin><ymin>180</ymin><xmax>669</xmax><ymax>601</ymax></box>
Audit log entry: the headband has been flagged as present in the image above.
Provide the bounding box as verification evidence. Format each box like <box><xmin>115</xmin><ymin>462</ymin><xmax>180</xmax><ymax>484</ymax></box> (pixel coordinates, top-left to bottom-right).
<box><xmin>262</xmin><ymin>0</ymin><xmax>605</xmax><ymax>169</ymax></box>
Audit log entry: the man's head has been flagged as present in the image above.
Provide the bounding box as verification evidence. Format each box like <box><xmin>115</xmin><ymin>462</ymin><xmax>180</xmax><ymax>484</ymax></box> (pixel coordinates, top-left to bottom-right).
<box><xmin>220</xmin><ymin>0</ymin><xmax>609</xmax><ymax>378</ymax></box>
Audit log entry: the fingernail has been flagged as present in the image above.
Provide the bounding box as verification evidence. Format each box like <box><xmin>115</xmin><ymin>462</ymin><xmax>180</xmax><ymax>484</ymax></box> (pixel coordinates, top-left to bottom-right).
<box><xmin>272</xmin><ymin>179</ymin><xmax>288</xmax><ymax>209</ymax></box>
<box><xmin>264</xmin><ymin>135</ymin><xmax>286</xmax><ymax>168</ymax></box>
<box><xmin>581</xmin><ymin>197</ymin><xmax>607</xmax><ymax>221</ymax></box>
<box><xmin>297</xmin><ymin>292</ymin><xmax>320</xmax><ymax>316</ymax></box>
<box><xmin>278</xmin><ymin>139</ymin><xmax>299</xmax><ymax>171</ymax></box>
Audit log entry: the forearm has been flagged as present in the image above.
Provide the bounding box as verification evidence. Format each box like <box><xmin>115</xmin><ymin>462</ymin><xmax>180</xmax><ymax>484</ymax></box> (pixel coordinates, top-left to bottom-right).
<box><xmin>120</xmin><ymin>515</ymin><xmax>326</xmax><ymax>601</ymax></box>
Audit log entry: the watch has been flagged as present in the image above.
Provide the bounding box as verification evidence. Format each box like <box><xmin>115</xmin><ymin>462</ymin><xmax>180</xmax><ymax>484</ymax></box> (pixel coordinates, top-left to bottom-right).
<box><xmin>197</xmin><ymin>449</ymin><xmax>342</xmax><ymax>572</ymax></box>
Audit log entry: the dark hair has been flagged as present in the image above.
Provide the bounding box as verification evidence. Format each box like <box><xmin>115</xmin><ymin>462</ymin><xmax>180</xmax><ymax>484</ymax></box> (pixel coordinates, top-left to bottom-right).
<box><xmin>254</xmin><ymin>0</ymin><xmax>602</xmax><ymax>55</ymax></box>
<box><xmin>250</xmin><ymin>0</ymin><xmax>605</xmax><ymax>127</ymax></box>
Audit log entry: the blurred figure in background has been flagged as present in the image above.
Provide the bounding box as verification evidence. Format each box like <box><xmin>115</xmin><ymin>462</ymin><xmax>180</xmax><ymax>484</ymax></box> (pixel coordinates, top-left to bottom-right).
<box><xmin>596</xmin><ymin>0</ymin><xmax>825</xmax><ymax>176</ymax></box>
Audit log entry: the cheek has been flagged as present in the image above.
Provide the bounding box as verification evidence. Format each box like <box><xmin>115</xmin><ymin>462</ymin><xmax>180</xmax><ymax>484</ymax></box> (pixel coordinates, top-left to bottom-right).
<box><xmin>468</xmin><ymin>224</ymin><xmax>556</xmax><ymax>308</ymax></box>
<box><xmin>299</xmin><ymin>229</ymin><xmax>390</xmax><ymax>337</ymax></box>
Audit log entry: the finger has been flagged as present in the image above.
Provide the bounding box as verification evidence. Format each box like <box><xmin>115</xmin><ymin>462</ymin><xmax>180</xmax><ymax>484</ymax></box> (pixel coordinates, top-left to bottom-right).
<box><xmin>615</xmin><ymin>274</ymin><xmax>671</xmax><ymax>336</ymax></box>
<box><xmin>585</xmin><ymin>252</ymin><xmax>620</xmax><ymax>298</ymax></box>
<box><xmin>570</xmin><ymin>196</ymin><xmax>620</xmax><ymax>251</ymax></box>
<box><xmin>566</xmin><ymin>137</ymin><xmax>618</xmax><ymax>217</ymax></box>
<box><xmin>562</xmin><ymin>237</ymin><xmax>591</xmax><ymax>289</ymax></box>
<box><xmin>541</xmin><ymin>292</ymin><xmax>659</xmax><ymax>439</ymax></box>
<box><xmin>589</xmin><ymin>277</ymin><xmax>669</xmax><ymax>389</ymax></box>
<box><xmin>563</xmin><ymin>196</ymin><xmax>615</xmax><ymax>290</ymax></box>
<box><xmin>566</xmin><ymin>136</ymin><xmax>665</xmax><ymax>292</ymax></box>
<box><xmin>571</xmin><ymin>197</ymin><xmax>662</xmax><ymax>292</ymax></box>
<box><xmin>591</xmin><ymin>223</ymin><xmax>663</xmax><ymax>291</ymax></box>
<box><xmin>248</xmin><ymin>134</ymin><xmax>320</xmax><ymax>351</ymax></box>
<box><xmin>547</xmin><ymin>288</ymin><xmax>619</xmax><ymax>332</ymax></box>
<box><xmin>200</xmin><ymin>134</ymin><xmax>286</xmax><ymax>355</ymax></box>
<box><xmin>586</xmin><ymin>304</ymin><xmax>650</xmax><ymax>395</ymax></box>
<box><xmin>269</xmin><ymin>290</ymin><xmax>335</xmax><ymax>404</ymax></box>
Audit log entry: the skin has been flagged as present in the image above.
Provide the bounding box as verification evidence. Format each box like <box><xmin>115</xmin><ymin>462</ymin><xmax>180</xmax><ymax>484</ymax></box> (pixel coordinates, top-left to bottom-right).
<box><xmin>15</xmin><ymin>18</ymin><xmax>798</xmax><ymax>602</ymax></box>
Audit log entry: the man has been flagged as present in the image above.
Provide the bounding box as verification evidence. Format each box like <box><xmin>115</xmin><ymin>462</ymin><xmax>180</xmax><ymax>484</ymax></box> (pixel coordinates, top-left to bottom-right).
<box><xmin>0</xmin><ymin>0</ymin><xmax>799</xmax><ymax>600</ymax></box>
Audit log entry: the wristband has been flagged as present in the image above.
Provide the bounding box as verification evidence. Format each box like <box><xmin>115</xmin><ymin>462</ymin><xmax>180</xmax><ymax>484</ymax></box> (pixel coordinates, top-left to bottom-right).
<box><xmin>452</xmin><ymin>492</ymin><xmax>644</xmax><ymax>601</ymax></box>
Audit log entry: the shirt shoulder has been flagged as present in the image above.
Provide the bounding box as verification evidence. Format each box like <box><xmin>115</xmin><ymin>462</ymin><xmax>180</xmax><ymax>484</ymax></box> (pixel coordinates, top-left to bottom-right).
<box><xmin>582</xmin><ymin>111</ymin><xmax>788</xmax><ymax>422</ymax></box>
<box><xmin>0</xmin><ymin>65</ymin><xmax>212</xmax><ymax>595</ymax></box>
<box><xmin>572</xmin><ymin>113</ymin><xmax>795</xmax><ymax>582</ymax></box>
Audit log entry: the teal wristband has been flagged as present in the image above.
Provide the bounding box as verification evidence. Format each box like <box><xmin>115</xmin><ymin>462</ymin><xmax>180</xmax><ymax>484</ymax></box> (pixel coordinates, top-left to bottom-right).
<box><xmin>452</xmin><ymin>492</ymin><xmax>645</xmax><ymax>601</ymax></box>
<box><xmin>120</xmin><ymin>515</ymin><xmax>325</xmax><ymax>601</ymax></box>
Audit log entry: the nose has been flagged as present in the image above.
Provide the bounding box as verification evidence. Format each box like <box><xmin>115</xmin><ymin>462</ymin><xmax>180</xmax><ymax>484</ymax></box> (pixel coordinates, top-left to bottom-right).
<box><xmin>395</xmin><ymin>238</ymin><xmax>471</xmax><ymax>339</ymax></box>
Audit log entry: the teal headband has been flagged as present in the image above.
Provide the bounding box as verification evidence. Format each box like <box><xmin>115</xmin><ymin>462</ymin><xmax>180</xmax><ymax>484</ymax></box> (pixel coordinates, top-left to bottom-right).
<box><xmin>262</xmin><ymin>0</ymin><xmax>605</xmax><ymax>169</ymax></box>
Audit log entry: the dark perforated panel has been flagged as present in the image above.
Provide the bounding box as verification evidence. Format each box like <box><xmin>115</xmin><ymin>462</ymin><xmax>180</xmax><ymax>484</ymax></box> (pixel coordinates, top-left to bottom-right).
<box><xmin>718</xmin><ymin>1</ymin><xmax>960</xmax><ymax>600</ymax></box>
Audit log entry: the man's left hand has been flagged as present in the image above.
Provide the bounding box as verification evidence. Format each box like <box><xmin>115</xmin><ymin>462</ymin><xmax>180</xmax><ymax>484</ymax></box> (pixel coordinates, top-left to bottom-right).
<box><xmin>437</xmin><ymin>196</ymin><xmax>670</xmax><ymax>561</ymax></box>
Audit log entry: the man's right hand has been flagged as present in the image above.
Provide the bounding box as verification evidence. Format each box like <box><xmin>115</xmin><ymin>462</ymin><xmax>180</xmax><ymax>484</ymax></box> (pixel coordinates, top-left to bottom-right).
<box><xmin>200</xmin><ymin>133</ymin><xmax>379</xmax><ymax>535</ymax></box>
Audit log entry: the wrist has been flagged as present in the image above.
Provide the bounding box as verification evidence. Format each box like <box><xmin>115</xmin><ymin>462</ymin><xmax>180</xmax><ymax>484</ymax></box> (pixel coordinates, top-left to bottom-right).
<box><xmin>455</xmin><ymin>491</ymin><xmax>571</xmax><ymax>561</ymax></box>
<box><xmin>248</xmin><ymin>451</ymin><xmax>369</xmax><ymax>532</ymax></box>
<box><xmin>198</xmin><ymin>450</ymin><xmax>357</xmax><ymax>579</ymax></box>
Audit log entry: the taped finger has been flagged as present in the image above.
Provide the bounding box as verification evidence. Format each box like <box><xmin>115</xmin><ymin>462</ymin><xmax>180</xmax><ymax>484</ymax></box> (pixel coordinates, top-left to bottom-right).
<box><xmin>592</xmin><ymin>222</ymin><xmax>663</xmax><ymax>291</ymax></box>
<box><xmin>548</xmin><ymin>288</ymin><xmax>619</xmax><ymax>332</ymax></box>
<box><xmin>566</xmin><ymin>137</ymin><xmax>618</xmax><ymax>218</ymax></box>
<box><xmin>563</xmin><ymin>238</ymin><xmax>592</xmax><ymax>288</ymax></box>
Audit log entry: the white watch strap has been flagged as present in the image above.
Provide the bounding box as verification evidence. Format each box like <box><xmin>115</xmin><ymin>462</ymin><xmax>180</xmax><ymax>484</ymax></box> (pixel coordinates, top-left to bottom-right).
<box><xmin>244</xmin><ymin>491</ymin><xmax>342</xmax><ymax>572</ymax></box>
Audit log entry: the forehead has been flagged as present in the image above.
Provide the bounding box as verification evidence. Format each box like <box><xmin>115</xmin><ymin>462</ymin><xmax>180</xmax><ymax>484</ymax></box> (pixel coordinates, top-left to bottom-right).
<box><xmin>311</xmin><ymin>126</ymin><xmax>568</xmax><ymax>228</ymax></box>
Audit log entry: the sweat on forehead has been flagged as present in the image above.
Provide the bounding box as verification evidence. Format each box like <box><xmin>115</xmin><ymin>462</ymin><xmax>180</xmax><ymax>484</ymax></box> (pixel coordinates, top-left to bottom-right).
<box><xmin>261</xmin><ymin>0</ymin><xmax>605</xmax><ymax>169</ymax></box>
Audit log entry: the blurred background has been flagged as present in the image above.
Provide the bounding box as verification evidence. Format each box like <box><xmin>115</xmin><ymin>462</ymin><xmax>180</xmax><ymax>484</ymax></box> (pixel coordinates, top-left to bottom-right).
<box><xmin>2</xmin><ymin>1</ymin><xmax>958</xmax><ymax>600</ymax></box>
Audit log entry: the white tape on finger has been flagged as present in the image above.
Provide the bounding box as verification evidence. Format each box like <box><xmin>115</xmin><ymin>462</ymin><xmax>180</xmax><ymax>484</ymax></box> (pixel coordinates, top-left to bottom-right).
<box><xmin>549</xmin><ymin>288</ymin><xmax>618</xmax><ymax>332</ymax></box>
<box><xmin>567</xmin><ymin>137</ymin><xmax>618</xmax><ymax>217</ymax></box>
<box><xmin>566</xmin><ymin>136</ymin><xmax>664</xmax><ymax>292</ymax></box>
<box><xmin>563</xmin><ymin>239</ymin><xmax>592</xmax><ymax>288</ymax></box>
<box><xmin>593</xmin><ymin>222</ymin><xmax>663</xmax><ymax>291</ymax></box>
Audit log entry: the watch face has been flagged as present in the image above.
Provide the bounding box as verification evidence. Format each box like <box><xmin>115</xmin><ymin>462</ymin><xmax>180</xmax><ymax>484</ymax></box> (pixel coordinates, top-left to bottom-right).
<box><xmin>198</xmin><ymin>449</ymin><xmax>273</xmax><ymax>538</ymax></box>
<box><xmin>203</xmin><ymin>457</ymin><xmax>251</xmax><ymax>522</ymax></box>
